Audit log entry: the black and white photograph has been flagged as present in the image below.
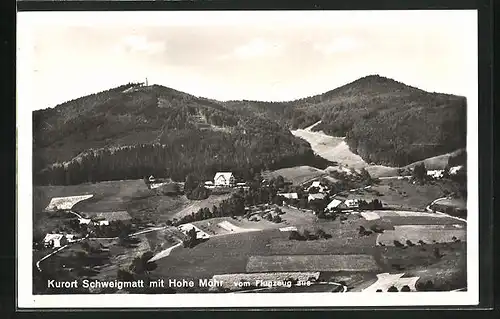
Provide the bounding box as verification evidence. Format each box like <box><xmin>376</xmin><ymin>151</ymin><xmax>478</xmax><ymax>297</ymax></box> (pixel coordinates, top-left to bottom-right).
<box><xmin>17</xmin><ymin>10</ymin><xmax>478</xmax><ymax>308</ymax></box>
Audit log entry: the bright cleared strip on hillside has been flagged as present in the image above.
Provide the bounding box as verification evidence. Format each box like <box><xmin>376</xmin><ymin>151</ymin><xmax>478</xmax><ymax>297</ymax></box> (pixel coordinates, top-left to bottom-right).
<box><xmin>45</xmin><ymin>195</ymin><xmax>93</xmax><ymax>211</ymax></box>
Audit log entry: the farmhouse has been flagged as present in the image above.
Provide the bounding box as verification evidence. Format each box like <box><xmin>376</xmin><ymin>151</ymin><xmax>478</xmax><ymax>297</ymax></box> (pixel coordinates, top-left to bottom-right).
<box><xmin>278</xmin><ymin>192</ymin><xmax>299</xmax><ymax>199</ymax></box>
<box><xmin>308</xmin><ymin>193</ymin><xmax>326</xmax><ymax>202</ymax></box>
<box><xmin>307</xmin><ymin>181</ymin><xmax>326</xmax><ymax>193</ymax></box>
<box><xmin>214</xmin><ymin>172</ymin><xmax>235</xmax><ymax>187</ymax></box>
<box><xmin>427</xmin><ymin>170</ymin><xmax>444</xmax><ymax>179</ymax></box>
<box><xmin>78</xmin><ymin>218</ymin><xmax>92</xmax><ymax>225</ymax></box>
<box><xmin>345</xmin><ymin>199</ymin><xmax>360</xmax><ymax>208</ymax></box>
<box><xmin>326</xmin><ymin>199</ymin><xmax>343</xmax><ymax>210</ymax></box>
<box><xmin>83</xmin><ymin>211</ymin><xmax>132</xmax><ymax>227</ymax></box>
<box><xmin>43</xmin><ymin>233</ymin><xmax>76</xmax><ymax>248</ymax></box>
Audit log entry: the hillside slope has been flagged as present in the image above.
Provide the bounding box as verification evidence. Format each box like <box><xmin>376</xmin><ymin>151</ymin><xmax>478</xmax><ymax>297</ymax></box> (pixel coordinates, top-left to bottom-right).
<box><xmin>33</xmin><ymin>83</ymin><xmax>331</xmax><ymax>185</ymax></box>
<box><xmin>223</xmin><ymin>75</ymin><xmax>467</xmax><ymax>167</ymax></box>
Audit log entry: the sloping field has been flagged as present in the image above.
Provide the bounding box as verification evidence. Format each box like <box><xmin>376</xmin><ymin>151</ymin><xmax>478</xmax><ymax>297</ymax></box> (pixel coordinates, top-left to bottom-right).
<box><xmin>35</xmin><ymin>180</ymin><xmax>194</xmax><ymax>222</ymax></box>
<box><xmin>377</xmin><ymin>225</ymin><xmax>466</xmax><ymax>246</ymax></box>
<box><xmin>172</xmin><ymin>193</ymin><xmax>234</xmax><ymax>219</ymax></box>
<box><xmin>34</xmin><ymin>180</ymin><xmax>148</xmax><ymax>212</ymax></box>
<box><xmin>403</xmin><ymin>149</ymin><xmax>465</xmax><ymax>170</ymax></box>
<box><xmin>432</xmin><ymin>198</ymin><xmax>467</xmax><ymax>210</ymax></box>
<box><xmin>152</xmin><ymin>230</ymin><xmax>288</xmax><ymax>279</ymax></box>
<box><xmin>246</xmin><ymin>254</ymin><xmax>379</xmax><ymax>272</ymax></box>
<box><xmin>192</xmin><ymin>217</ymin><xmax>279</xmax><ymax>236</ymax></box>
<box><xmin>357</xmin><ymin>179</ymin><xmax>462</xmax><ymax>210</ymax></box>
<box><xmin>262</xmin><ymin>166</ymin><xmax>326</xmax><ymax>185</ymax></box>
<box><xmin>279</xmin><ymin>206</ymin><xmax>317</xmax><ymax>225</ymax></box>
<box><xmin>270</xmin><ymin>236</ymin><xmax>376</xmax><ymax>255</ymax></box>
<box><xmin>45</xmin><ymin>195</ymin><xmax>94</xmax><ymax>211</ymax></box>
<box><xmin>377</xmin><ymin>215</ymin><xmax>465</xmax><ymax>226</ymax></box>
<box><xmin>361</xmin><ymin>210</ymin><xmax>448</xmax><ymax>221</ymax></box>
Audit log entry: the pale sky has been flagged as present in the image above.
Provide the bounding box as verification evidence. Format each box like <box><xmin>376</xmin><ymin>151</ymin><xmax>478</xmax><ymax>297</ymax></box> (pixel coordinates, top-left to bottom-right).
<box><xmin>17</xmin><ymin>10</ymin><xmax>478</xmax><ymax>111</ymax></box>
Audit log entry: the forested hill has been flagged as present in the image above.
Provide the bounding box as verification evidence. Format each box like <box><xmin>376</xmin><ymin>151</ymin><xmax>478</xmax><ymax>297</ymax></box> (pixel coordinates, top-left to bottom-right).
<box><xmin>223</xmin><ymin>75</ymin><xmax>467</xmax><ymax>167</ymax></box>
<box><xmin>33</xmin><ymin>83</ymin><xmax>331</xmax><ymax>185</ymax></box>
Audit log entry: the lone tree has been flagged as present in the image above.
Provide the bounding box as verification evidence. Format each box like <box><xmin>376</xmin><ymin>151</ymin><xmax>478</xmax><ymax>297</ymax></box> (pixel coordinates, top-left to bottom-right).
<box><xmin>412</xmin><ymin>163</ymin><xmax>427</xmax><ymax>182</ymax></box>
<box><xmin>184</xmin><ymin>174</ymin><xmax>198</xmax><ymax>195</ymax></box>
<box><xmin>433</xmin><ymin>247</ymin><xmax>443</xmax><ymax>259</ymax></box>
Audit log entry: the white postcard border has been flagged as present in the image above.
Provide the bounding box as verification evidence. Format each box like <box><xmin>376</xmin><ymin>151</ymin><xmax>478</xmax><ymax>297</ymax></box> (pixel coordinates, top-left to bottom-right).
<box><xmin>16</xmin><ymin>10</ymin><xmax>479</xmax><ymax>308</ymax></box>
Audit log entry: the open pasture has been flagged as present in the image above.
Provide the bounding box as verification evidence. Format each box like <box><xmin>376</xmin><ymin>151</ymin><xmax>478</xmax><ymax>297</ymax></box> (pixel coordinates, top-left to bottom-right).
<box><xmin>34</xmin><ymin>180</ymin><xmax>147</xmax><ymax>212</ymax></box>
<box><xmin>246</xmin><ymin>254</ymin><xmax>380</xmax><ymax>272</ymax></box>
<box><xmin>192</xmin><ymin>217</ymin><xmax>278</xmax><ymax>236</ymax></box>
<box><xmin>270</xmin><ymin>235</ymin><xmax>376</xmax><ymax>255</ymax></box>
<box><xmin>44</xmin><ymin>195</ymin><xmax>94</xmax><ymax>211</ymax></box>
<box><xmin>262</xmin><ymin>166</ymin><xmax>327</xmax><ymax>185</ymax></box>
<box><xmin>432</xmin><ymin>197</ymin><xmax>466</xmax><ymax>209</ymax></box>
<box><xmin>378</xmin><ymin>241</ymin><xmax>465</xmax><ymax>273</ymax></box>
<box><xmin>381</xmin><ymin>241</ymin><xmax>466</xmax><ymax>290</ymax></box>
<box><xmin>279</xmin><ymin>206</ymin><xmax>317</xmax><ymax>225</ymax></box>
<box><xmin>371</xmin><ymin>211</ymin><xmax>466</xmax><ymax>226</ymax></box>
<box><xmin>360</xmin><ymin>179</ymin><xmax>461</xmax><ymax>211</ymax></box>
<box><xmin>152</xmin><ymin>230</ymin><xmax>288</xmax><ymax>279</ymax></box>
<box><xmin>377</xmin><ymin>225</ymin><xmax>466</xmax><ymax>246</ymax></box>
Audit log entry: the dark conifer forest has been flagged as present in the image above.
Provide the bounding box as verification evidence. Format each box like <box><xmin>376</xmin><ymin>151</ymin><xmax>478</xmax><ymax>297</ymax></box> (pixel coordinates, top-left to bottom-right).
<box><xmin>33</xmin><ymin>75</ymin><xmax>467</xmax><ymax>185</ymax></box>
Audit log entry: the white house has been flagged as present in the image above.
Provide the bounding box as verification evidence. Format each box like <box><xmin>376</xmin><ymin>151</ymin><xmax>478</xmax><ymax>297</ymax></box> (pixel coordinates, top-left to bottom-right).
<box><xmin>43</xmin><ymin>233</ymin><xmax>68</xmax><ymax>248</ymax></box>
<box><xmin>79</xmin><ymin>218</ymin><xmax>92</xmax><ymax>225</ymax></box>
<box><xmin>214</xmin><ymin>172</ymin><xmax>235</xmax><ymax>187</ymax></box>
<box><xmin>308</xmin><ymin>193</ymin><xmax>326</xmax><ymax>202</ymax></box>
<box><xmin>278</xmin><ymin>193</ymin><xmax>298</xmax><ymax>199</ymax></box>
<box><xmin>96</xmin><ymin>220</ymin><xmax>110</xmax><ymax>226</ymax></box>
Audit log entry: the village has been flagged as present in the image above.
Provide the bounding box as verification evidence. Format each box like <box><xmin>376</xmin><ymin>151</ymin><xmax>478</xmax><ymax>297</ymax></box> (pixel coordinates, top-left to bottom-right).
<box><xmin>32</xmin><ymin>157</ymin><xmax>468</xmax><ymax>295</ymax></box>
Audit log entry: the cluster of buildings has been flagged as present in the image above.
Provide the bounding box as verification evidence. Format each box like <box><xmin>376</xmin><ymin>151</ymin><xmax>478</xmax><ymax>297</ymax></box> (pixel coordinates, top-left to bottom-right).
<box><xmin>277</xmin><ymin>179</ymin><xmax>363</xmax><ymax>214</ymax></box>
<box><xmin>426</xmin><ymin>165</ymin><xmax>464</xmax><ymax>180</ymax></box>
<box><xmin>41</xmin><ymin>210</ymin><xmax>132</xmax><ymax>249</ymax></box>
<box><xmin>43</xmin><ymin>233</ymin><xmax>78</xmax><ymax>249</ymax></box>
